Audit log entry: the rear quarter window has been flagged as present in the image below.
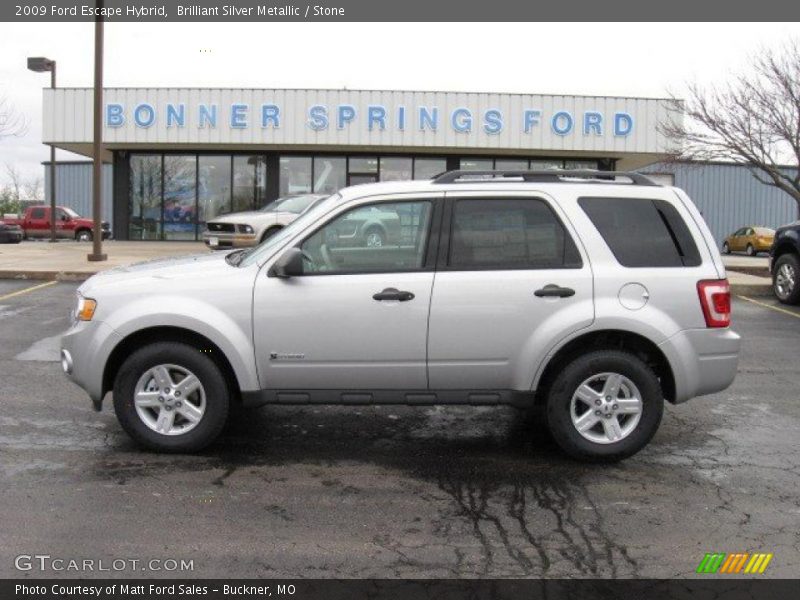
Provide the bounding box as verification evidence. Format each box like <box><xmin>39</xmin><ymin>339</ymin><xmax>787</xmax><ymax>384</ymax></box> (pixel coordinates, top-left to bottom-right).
<box><xmin>578</xmin><ymin>197</ymin><xmax>702</xmax><ymax>267</ymax></box>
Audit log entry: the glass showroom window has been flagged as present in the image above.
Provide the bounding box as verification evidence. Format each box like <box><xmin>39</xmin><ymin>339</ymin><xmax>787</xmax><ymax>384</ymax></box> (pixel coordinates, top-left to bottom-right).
<box><xmin>530</xmin><ymin>159</ymin><xmax>564</xmax><ymax>170</ymax></box>
<box><xmin>495</xmin><ymin>159</ymin><xmax>530</xmax><ymax>171</ymax></box>
<box><xmin>413</xmin><ymin>158</ymin><xmax>447</xmax><ymax>180</ymax></box>
<box><xmin>198</xmin><ymin>155</ymin><xmax>231</xmax><ymax>225</ymax></box>
<box><xmin>349</xmin><ymin>156</ymin><xmax>378</xmax><ymax>174</ymax></box>
<box><xmin>233</xmin><ymin>156</ymin><xmax>257</xmax><ymax>213</ymax></box>
<box><xmin>460</xmin><ymin>158</ymin><xmax>494</xmax><ymax>171</ymax></box>
<box><xmin>564</xmin><ymin>159</ymin><xmax>599</xmax><ymax>170</ymax></box>
<box><xmin>254</xmin><ymin>156</ymin><xmax>268</xmax><ymax>208</ymax></box>
<box><xmin>163</xmin><ymin>155</ymin><xmax>197</xmax><ymax>240</ymax></box>
<box><xmin>313</xmin><ymin>156</ymin><xmax>346</xmax><ymax>194</ymax></box>
<box><xmin>380</xmin><ymin>157</ymin><xmax>413</xmax><ymax>181</ymax></box>
<box><xmin>129</xmin><ymin>154</ymin><xmax>162</xmax><ymax>240</ymax></box>
<box><xmin>280</xmin><ymin>156</ymin><xmax>312</xmax><ymax>196</ymax></box>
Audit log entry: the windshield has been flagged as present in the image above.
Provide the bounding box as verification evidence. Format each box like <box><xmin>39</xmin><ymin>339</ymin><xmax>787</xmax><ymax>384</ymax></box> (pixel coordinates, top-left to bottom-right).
<box><xmin>62</xmin><ymin>207</ymin><xmax>80</xmax><ymax>218</ymax></box>
<box><xmin>261</xmin><ymin>194</ymin><xmax>322</xmax><ymax>214</ymax></box>
<box><xmin>239</xmin><ymin>194</ymin><xmax>341</xmax><ymax>267</ymax></box>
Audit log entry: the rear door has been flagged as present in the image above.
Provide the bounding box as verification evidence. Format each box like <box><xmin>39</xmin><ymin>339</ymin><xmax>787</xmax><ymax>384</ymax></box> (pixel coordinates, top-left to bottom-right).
<box><xmin>426</xmin><ymin>192</ymin><xmax>594</xmax><ymax>391</ymax></box>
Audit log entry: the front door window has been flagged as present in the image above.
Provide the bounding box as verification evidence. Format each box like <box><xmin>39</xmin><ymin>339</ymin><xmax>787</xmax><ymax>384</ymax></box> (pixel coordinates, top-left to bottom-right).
<box><xmin>300</xmin><ymin>200</ymin><xmax>433</xmax><ymax>274</ymax></box>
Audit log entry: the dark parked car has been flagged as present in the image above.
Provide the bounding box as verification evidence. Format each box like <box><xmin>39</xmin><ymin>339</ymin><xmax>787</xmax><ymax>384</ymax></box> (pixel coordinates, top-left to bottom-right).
<box><xmin>770</xmin><ymin>221</ymin><xmax>800</xmax><ymax>304</ymax></box>
<box><xmin>0</xmin><ymin>220</ymin><xmax>23</xmax><ymax>243</ymax></box>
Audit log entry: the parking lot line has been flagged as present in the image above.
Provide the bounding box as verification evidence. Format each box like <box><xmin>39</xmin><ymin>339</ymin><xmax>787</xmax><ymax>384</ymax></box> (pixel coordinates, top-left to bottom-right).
<box><xmin>737</xmin><ymin>295</ymin><xmax>800</xmax><ymax>319</ymax></box>
<box><xmin>0</xmin><ymin>280</ymin><xmax>58</xmax><ymax>302</ymax></box>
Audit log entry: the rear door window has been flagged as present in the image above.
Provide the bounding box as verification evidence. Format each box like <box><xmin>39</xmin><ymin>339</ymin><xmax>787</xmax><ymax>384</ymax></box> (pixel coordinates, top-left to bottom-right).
<box><xmin>30</xmin><ymin>208</ymin><xmax>46</xmax><ymax>220</ymax></box>
<box><xmin>578</xmin><ymin>197</ymin><xmax>701</xmax><ymax>267</ymax></box>
<box><xmin>446</xmin><ymin>198</ymin><xmax>583</xmax><ymax>270</ymax></box>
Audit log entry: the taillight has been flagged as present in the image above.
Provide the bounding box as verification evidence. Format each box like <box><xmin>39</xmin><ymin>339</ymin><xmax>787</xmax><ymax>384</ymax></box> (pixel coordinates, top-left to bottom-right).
<box><xmin>697</xmin><ymin>279</ymin><xmax>731</xmax><ymax>328</ymax></box>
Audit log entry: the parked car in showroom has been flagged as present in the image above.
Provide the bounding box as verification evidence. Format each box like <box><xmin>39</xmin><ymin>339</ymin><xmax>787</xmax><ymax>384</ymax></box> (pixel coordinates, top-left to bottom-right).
<box><xmin>0</xmin><ymin>219</ymin><xmax>23</xmax><ymax>243</ymax></box>
<box><xmin>3</xmin><ymin>205</ymin><xmax>110</xmax><ymax>241</ymax></box>
<box><xmin>722</xmin><ymin>226</ymin><xmax>775</xmax><ymax>256</ymax></box>
<box><xmin>202</xmin><ymin>194</ymin><xmax>327</xmax><ymax>249</ymax></box>
<box><xmin>61</xmin><ymin>170</ymin><xmax>740</xmax><ymax>462</ymax></box>
<box><xmin>770</xmin><ymin>220</ymin><xmax>800</xmax><ymax>304</ymax></box>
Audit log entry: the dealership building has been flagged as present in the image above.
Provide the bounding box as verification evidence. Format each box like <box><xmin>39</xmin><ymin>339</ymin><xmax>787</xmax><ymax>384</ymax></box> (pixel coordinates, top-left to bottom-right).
<box><xmin>42</xmin><ymin>87</ymin><xmax>797</xmax><ymax>243</ymax></box>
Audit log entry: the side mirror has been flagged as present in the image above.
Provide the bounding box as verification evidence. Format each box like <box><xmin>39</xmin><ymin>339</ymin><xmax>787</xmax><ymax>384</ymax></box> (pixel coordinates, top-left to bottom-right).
<box><xmin>268</xmin><ymin>247</ymin><xmax>304</xmax><ymax>278</ymax></box>
<box><xmin>61</xmin><ymin>214</ymin><xmax>70</xmax><ymax>222</ymax></box>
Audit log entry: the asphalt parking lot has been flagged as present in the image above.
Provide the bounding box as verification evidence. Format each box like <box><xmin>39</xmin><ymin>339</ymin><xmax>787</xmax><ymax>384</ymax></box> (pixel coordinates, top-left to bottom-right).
<box><xmin>1</xmin><ymin>279</ymin><xmax>799</xmax><ymax>578</ymax></box>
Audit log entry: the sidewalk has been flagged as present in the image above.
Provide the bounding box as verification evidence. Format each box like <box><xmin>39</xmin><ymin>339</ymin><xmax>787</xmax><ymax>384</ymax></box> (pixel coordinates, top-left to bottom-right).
<box><xmin>0</xmin><ymin>240</ymin><xmax>776</xmax><ymax>296</ymax></box>
<box><xmin>0</xmin><ymin>240</ymin><xmax>209</xmax><ymax>281</ymax></box>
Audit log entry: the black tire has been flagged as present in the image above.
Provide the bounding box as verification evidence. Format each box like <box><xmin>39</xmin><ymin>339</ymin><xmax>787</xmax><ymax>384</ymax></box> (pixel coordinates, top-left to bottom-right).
<box><xmin>364</xmin><ymin>226</ymin><xmax>385</xmax><ymax>248</ymax></box>
<box><xmin>113</xmin><ymin>342</ymin><xmax>230</xmax><ymax>453</ymax></box>
<box><xmin>773</xmin><ymin>253</ymin><xmax>800</xmax><ymax>305</ymax></box>
<box><xmin>722</xmin><ymin>242</ymin><xmax>730</xmax><ymax>255</ymax></box>
<box><xmin>75</xmin><ymin>229</ymin><xmax>92</xmax><ymax>242</ymax></box>
<box><xmin>746</xmin><ymin>244</ymin><xmax>756</xmax><ymax>257</ymax></box>
<box><xmin>545</xmin><ymin>350</ymin><xmax>664</xmax><ymax>462</ymax></box>
<box><xmin>260</xmin><ymin>226</ymin><xmax>282</xmax><ymax>243</ymax></box>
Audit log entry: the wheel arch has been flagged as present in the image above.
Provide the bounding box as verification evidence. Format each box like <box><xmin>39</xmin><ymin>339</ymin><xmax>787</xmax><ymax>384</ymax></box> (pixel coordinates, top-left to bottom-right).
<box><xmin>772</xmin><ymin>240</ymin><xmax>799</xmax><ymax>265</ymax></box>
<box><xmin>260</xmin><ymin>224</ymin><xmax>283</xmax><ymax>243</ymax></box>
<box><xmin>102</xmin><ymin>326</ymin><xmax>242</xmax><ymax>405</ymax></box>
<box><xmin>534</xmin><ymin>329</ymin><xmax>676</xmax><ymax>404</ymax></box>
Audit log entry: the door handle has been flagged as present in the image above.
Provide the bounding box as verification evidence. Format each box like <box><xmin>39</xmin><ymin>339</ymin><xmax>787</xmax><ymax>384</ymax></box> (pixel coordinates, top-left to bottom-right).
<box><xmin>534</xmin><ymin>284</ymin><xmax>576</xmax><ymax>298</ymax></box>
<box><xmin>373</xmin><ymin>287</ymin><xmax>415</xmax><ymax>302</ymax></box>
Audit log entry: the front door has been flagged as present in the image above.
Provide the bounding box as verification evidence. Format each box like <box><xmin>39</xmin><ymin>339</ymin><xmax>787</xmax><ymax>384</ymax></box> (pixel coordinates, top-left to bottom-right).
<box><xmin>427</xmin><ymin>193</ymin><xmax>594</xmax><ymax>391</ymax></box>
<box><xmin>253</xmin><ymin>195</ymin><xmax>441</xmax><ymax>391</ymax></box>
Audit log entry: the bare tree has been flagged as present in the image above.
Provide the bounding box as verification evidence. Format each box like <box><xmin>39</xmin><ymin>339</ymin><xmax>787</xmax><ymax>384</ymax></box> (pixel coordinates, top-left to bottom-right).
<box><xmin>4</xmin><ymin>163</ymin><xmax>22</xmax><ymax>201</ymax></box>
<box><xmin>0</xmin><ymin>95</ymin><xmax>28</xmax><ymax>139</ymax></box>
<box><xmin>23</xmin><ymin>176</ymin><xmax>43</xmax><ymax>202</ymax></box>
<box><xmin>661</xmin><ymin>40</ymin><xmax>800</xmax><ymax>215</ymax></box>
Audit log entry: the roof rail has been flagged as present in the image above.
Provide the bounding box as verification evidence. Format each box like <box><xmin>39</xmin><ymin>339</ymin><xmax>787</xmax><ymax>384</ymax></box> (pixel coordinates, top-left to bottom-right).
<box><xmin>431</xmin><ymin>169</ymin><xmax>659</xmax><ymax>186</ymax></box>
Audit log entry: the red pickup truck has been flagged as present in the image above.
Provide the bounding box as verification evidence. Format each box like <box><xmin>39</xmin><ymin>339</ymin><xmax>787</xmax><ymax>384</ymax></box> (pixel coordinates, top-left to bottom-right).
<box><xmin>3</xmin><ymin>206</ymin><xmax>111</xmax><ymax>241</ymax></box>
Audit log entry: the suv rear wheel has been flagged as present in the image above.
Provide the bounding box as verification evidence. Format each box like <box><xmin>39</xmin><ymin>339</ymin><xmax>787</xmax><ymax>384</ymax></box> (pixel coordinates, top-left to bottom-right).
<box><xmin>113</xmin><ymin>342</ymin><xmax>230</xmax><ymax>452</ymax></box>
<box><xmin>545</xmin><ymin>350</ymin><xmax>663</xmax><ymax>462</ymax></box>
<box><xmin>773</xmin><ymin>253</ymin><xmax>800</xmax><ymax>305</ymax></box>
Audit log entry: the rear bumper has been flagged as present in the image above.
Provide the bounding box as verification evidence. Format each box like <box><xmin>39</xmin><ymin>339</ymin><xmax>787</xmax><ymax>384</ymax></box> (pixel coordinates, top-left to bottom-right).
<box><xmin>659</xmin><ymin>328</ymin><xmax>741</xmax><ymax>403</ymax></box>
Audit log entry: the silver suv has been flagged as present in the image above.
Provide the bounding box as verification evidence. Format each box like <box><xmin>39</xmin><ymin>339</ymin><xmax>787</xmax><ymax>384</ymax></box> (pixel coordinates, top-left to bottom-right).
<box><xmin>61</xmin><ymin>170</ymin><xmax>741</xmax><ymax>461</ymax></box>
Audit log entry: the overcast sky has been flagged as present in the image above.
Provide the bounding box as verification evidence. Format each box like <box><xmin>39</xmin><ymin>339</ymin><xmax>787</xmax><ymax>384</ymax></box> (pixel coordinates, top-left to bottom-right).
<box><xmin>1</xmin><ymin>21</ymin><xmax>799</xmax><ymax>182</ymax></box>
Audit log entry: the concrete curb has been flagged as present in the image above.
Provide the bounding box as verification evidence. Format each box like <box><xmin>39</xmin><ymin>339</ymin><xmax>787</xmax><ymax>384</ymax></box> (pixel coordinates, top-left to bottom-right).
<box><xmin>0</xmin><ymin>270</ymin><xmax>94</xmax><ymax>282</ymax></box>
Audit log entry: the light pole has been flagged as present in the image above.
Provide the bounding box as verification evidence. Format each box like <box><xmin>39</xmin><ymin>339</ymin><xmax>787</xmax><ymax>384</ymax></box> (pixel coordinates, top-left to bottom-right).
<box><xmin>26</xmin><ymin>56</ymin><xmax>57</xmax><ymax>243</ymax></box>
<box><xmin>87</xmin><ymin>3</ymin><xmax>106</xmax><ymax>262</ymax></box>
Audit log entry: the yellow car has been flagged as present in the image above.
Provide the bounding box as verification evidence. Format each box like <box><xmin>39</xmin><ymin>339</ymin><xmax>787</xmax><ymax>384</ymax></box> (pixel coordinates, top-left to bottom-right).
<box><xmin>722</xmin><ymin>226</ymin><xmax>775</xmax><ymax>256</ymax></box>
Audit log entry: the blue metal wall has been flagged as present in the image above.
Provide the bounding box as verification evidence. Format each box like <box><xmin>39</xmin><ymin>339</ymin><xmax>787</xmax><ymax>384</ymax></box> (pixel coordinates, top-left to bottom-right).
<box><xmin>43</xmin><ymin>162</ymin><xmax>114</xmax><ymax>233</ymax></box>
<box><xmin>642</xmin><ymin>162</ymin><xmax>799</xmax><ymax>245</ymax></box>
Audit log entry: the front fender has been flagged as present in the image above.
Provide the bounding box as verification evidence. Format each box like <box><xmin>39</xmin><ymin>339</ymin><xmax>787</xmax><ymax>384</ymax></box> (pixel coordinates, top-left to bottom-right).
<box><xmin>103</xmin><ymin>296</ymin><xmax>259</xmax><ymax>392</ymax></box>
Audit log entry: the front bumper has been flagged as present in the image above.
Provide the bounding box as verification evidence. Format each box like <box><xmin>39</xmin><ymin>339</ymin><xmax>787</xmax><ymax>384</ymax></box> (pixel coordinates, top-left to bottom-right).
<box><xmin>659</xmin><ymin>327</ymin><xmax>741</xmax><ymax>403</ymax></box>
<box><xmin>201</xmin><ymin>231</ymin><xmax>258</xmax><ymax>249</ymax></box>
<box><xmin>61</xmin><ymin>319</ymin><xmax>122</xmax><ymax>410</ymax></box>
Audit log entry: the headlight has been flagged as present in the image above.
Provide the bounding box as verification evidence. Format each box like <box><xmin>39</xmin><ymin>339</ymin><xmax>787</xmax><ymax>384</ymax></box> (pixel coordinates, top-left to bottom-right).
<box><xmin>76</xmin><ymin>295</ymin><xmax>97</xmax><ymax>321</ymax></box>
<box><xmin>237</xmin><ymin>224</ymin><xmax>254</xmax><ymax>234</ymax></box>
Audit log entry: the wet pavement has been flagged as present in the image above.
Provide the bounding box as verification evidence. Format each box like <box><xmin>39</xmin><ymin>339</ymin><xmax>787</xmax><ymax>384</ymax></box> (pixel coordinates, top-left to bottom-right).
<box><xmin>1</xmin><ymin>280</ymin><xmax>799</xmax><ymax>578</ymax></box>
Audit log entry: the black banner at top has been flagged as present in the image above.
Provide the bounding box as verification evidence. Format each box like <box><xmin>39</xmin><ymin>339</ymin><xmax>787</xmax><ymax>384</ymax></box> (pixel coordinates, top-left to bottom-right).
<box><xmin>3</xmin><ymin>0</ymin><xmax>799</xmax><ymax>22</ymax></box>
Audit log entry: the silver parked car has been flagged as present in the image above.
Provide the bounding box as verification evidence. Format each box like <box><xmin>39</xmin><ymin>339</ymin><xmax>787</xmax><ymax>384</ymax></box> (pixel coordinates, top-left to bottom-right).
<box><xmin>202</xmin><ymin>193</ymin><xmax>327</xmax><ymax>249</ymax></box>
<box><xmin>61</xmin><ymin>170</ymin><xmax>740</xmax><ymax>461</ymax></box>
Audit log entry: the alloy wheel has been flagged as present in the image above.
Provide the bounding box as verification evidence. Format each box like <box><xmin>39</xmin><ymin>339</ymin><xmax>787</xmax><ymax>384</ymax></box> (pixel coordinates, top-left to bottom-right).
<box><xmin>133</xmin><ymin>364</ymin><xmax>206</xmax><ymax>436</ymax></box>
<box><xmin>775</xmin><ymin>263</ymin><xmax>796</xmax><ymax>300</ymax></box>
<box><xmin>569</xmin><ymin>372</ymin><xmax>643</xmax><ymax>444</ymax></box>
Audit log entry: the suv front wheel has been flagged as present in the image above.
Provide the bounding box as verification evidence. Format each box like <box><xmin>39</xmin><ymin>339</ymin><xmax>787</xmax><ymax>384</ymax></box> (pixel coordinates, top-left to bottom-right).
<box><xmin>113</xmin><ymin>342</ymin><xmax>230</xmax><ymax>452</ymax></box>
<box><xmin>545</xmin><ymin>350</ymin><xmax>664</xmax><ymax>462</ymax></box>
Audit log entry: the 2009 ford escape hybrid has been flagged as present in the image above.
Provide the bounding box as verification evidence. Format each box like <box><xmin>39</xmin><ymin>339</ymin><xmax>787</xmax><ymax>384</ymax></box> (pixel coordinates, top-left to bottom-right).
<box><xmin>61</xmin><ymin>170</ymin><xmax>741</xmax><ymax>461</ymax></box>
